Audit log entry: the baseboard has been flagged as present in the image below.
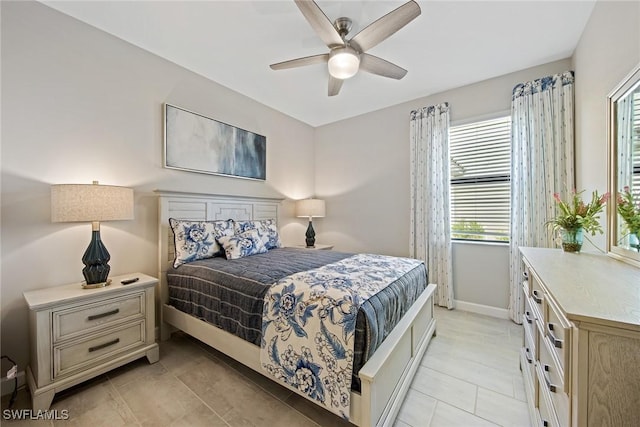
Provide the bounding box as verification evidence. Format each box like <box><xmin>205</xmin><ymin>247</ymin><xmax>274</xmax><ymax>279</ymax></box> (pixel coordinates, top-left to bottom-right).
<box><xmin>454</xmin><ymin>300</ymin><xmax>509</xmax><ymax>319</ymax></box>
<box><xmin>1</xmin><ymin>370</ymin><xmax>25</xmax><ymax>396</ymax></box>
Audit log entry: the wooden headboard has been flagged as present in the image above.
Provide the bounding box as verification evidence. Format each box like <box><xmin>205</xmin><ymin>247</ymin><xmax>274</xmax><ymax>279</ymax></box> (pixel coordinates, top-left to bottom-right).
<box><xmin>155</xmin><ymin>190</ymin><xmax>283</xmax><ymax>308</ymax></box>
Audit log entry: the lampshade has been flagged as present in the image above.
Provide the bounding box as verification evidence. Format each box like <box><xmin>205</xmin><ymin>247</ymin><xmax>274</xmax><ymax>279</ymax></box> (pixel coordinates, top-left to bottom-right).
<box><xmin>51</xmin><ymin>182</ymin><xmax>134</xmax><ymax>223</ymax></box>
<box><xmin>51</xmin><ymin>181</ymin><xmax>134</xmax><ymax>288</ymax></box>
<box><xmin>296</xmin><ymin>199</ymin><xmax>326</xmax><ymax>218</ymax></box>
<box><xmin>328</xmin><ymin>46</ymin><xmax>360</xmax><ymax>80</ymax></box>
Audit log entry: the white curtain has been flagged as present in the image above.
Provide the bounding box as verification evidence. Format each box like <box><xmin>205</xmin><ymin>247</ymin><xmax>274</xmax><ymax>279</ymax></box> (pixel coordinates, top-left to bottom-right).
<box><xmin>410</xmin><ymin>103</ymin><xmax>454</xmax><ymax>309</ymax></box>
<box><xmin>509</xmin><ymin>71</ymin><xmax>575</xmax><ymax>323</ymax></box>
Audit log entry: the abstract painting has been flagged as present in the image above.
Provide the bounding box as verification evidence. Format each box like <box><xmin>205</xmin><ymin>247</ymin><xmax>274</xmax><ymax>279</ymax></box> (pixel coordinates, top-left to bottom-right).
<box><xmin>164</xmin><ymin>104</ymin><xmax>266</xmax><ymax>180</ymax></box>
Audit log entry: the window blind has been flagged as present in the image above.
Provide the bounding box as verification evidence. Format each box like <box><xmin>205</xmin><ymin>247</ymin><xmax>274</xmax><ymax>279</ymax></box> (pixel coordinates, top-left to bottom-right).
<box><xmin>450</xmin><ymin>116</ymin><xmax>511</xmax><ymax>242</ymax></box>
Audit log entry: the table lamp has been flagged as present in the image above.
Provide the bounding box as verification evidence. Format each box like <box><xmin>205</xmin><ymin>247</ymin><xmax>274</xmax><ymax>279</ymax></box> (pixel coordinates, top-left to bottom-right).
<box><xmin>295</xmin><ymin>198</ymin><xmax>325</xmax><ymax>247</ymax></box>
<box><xmin>51</xmin><ymin>181</ymin><xmax>134</xmax><ymax>288</ymax></box>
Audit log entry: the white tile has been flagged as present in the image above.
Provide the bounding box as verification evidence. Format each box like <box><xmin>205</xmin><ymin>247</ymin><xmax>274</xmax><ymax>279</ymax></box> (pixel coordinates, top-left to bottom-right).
<box><xmin>396</xmin><ymin>389</ymin><xmax>437</xmax><ymax>427</ymax></box>
<box><xmin>422</xmin><ymin>352</ymin><xmax>515</xmax><ymax>397</ymax></box>
<box><xmin>475</xmin><ymin>387</ymin><xmax>531</xmax><ymax>427</ymax></box>
<box><xmin>410</xmin><ymin>366</ymin><xmax>477</xmax><ymax>413</ymax></box>
<box><xmin>430</xmin><ymin>401</ymin><xmax>498</xmax><ymax>427</ymax></box>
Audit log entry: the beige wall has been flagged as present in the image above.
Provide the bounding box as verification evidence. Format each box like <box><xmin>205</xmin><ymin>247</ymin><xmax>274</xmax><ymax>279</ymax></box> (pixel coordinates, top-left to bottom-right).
<box><xmin>573</xmin><ymin>0</ymin><xmax>640</xmax><ymax>250</ymax></box>
<box><xmin>315</xmin><ymin>60</ymin><xmax>571</xmax><ymax>313</ymax></box>
<box><xmin>1</xmin><ymin>1</ymin><xmax>315</xmax><ymax>370</ymax></box>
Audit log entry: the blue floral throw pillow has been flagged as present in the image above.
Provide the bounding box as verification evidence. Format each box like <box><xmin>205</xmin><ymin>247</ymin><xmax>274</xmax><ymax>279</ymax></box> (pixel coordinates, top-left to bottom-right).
<box><xmin>217</xmin><ymin>229</ymin><xmax>268</xmax><ymax>260</ymax></box>
<box><xmin>261</xmin><ymin>219</ymin><xmax>282</xmax><ymax>250</ymax></box>
<box><xmin>233</xmin><ymin>219</ymin><xmax>282</xmax><ymax>250</ymax></box>
<box><xmin>234</xmin><ymin>220</ymin><xmax>256</xmax><ymax>234</ymax></box>
<box><xmin>169</xmin><ymin>218</ymin><xmax>234</xmax><ymax>268</ymax></box>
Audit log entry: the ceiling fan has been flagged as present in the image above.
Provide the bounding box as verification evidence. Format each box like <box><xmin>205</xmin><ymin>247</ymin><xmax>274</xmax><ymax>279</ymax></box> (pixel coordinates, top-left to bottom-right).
<box><xmin>270</xmin><ymin>0</ymin><xmax>421</xmax><ymax>96</ymax></box>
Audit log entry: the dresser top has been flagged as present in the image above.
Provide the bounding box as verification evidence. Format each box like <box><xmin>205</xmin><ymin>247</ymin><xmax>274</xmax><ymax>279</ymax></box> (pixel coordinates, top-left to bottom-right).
<box><xmin>23</xmin><ymin>273</ymin><xmax>157</xmax><ymax>310</ymax></box>
<box><xmin>520</xmin><ymin>247</ymin><xmax>640</xmax><ymax>329</ymax></box>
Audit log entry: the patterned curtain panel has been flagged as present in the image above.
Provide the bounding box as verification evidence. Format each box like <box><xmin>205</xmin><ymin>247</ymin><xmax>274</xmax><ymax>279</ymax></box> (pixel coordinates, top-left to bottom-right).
<box><xmin>409</xmin><ymin>103</ymin><xmax>454</xmax><ymax>308</ymax></box>
<box><xmin>509</xmin><ymin>71</ymin><xmax>575</xmax><ymax>323</ymax></box>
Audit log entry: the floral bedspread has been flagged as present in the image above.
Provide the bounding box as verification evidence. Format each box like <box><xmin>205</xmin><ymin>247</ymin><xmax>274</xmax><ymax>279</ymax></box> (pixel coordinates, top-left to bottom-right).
<box><xmin>260</xmin><ymin>254</ymin><xmax>423</xmax><ymax>420</ymax></box>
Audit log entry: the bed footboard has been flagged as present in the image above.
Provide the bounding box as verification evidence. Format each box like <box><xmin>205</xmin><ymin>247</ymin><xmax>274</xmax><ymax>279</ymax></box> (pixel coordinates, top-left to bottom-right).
<box><xmin>356</xmin><ymin>283</ymin><xmax>437</xmax><ymax>427</ymax></box>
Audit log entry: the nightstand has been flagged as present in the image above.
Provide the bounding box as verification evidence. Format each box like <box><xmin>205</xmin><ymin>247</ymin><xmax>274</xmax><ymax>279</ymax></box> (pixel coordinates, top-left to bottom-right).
<box><xmin>23</xmin><ymin>273</ymin><xmax>159</xmax><ymax>411</ymax></box>
<box><xmin>292</xmin><ymin>244</ymin><xmax>334</xmax><ymax>250</ymax></box>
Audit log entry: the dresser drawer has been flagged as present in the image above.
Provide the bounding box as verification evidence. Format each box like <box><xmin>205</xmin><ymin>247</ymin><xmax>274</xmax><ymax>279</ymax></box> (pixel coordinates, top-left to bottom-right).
<box><xmin>543</xmin><ymin>296</ymin><xmax>571</xmax><ymax>376</ymax></box>
<box><xmin>54</xmin><ymin>321</ymin><xmax>145</xmax><ymax>379</ymax></box>
<box><xmin>536</xmin><ymin>362</ymin><xmax>560</xmax><ymax>427</ymax></box>
<box><xmin>53</xmin><ymin>292</ymin><xmax>145</xmax><ymax>342</ymax></box>
<box><xmin>522</xmin><ymin>323</ymin><xmax>537</xmax><ymax>383</ymax></box>
<box><xmin>529</xmin><ymin>274</ymin><xmax>545</xmax><ymax>322</ymax></box>
<box><xmin>538</xmin><ymin>331</ymin><xmax>570</xmax><ymax>426</ymax></box>
<box><xmin>523</xmin><ymin>295</ymin><xmax>538</xmax><ymax>354</ymax></box>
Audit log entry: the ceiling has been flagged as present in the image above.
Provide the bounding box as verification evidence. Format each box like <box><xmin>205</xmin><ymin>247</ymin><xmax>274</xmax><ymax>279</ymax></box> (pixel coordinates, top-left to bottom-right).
<box><xmin>42</xmin><ymin>1</ymin><xmax>595</xmax><ymax>127</ymax></box>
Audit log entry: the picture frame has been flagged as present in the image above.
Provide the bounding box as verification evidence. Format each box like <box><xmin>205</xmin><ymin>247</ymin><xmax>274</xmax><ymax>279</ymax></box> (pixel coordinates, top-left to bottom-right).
<box><xmin>164</xmin><ymin>103</ymin><xmax>266</xmax><ymax>180</ymax></box>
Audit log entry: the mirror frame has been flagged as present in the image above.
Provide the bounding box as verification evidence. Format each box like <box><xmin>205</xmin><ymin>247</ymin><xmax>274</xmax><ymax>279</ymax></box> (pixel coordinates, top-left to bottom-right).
<box><xmin>607</xmin><ymin>62</ymin><xmax>640</xmax><ymax>268</ymax></box>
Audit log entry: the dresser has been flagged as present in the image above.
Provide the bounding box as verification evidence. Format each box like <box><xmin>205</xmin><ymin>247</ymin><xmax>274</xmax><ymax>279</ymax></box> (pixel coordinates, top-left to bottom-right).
<box><xmin>519</xmin><ymin>247</ymin><xmax>640</xmax><ymax>427</ymax></box>
<box><xmin>23</xmin><ymin>273</ymin><xmax>159</xmax><ymax>410</ymax></box>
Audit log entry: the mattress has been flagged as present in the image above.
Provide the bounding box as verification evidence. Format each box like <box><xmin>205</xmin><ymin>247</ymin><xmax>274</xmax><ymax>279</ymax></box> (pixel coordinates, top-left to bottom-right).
<box><xmin>166</xmin><ymin>247</ymin><xmax>428</xmax><ymax>391</ymax></box>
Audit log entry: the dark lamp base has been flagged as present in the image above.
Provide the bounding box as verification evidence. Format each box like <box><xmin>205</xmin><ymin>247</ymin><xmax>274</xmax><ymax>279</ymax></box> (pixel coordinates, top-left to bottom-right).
<box><xmin>305</xmin><ymin>220</ymin><xmax>316</xmax><ymax>248</ymax></box>
<box><xmin>82</xmin><ymin>230</ymin><xmax>111</xmax><ymax>285</ymax></box>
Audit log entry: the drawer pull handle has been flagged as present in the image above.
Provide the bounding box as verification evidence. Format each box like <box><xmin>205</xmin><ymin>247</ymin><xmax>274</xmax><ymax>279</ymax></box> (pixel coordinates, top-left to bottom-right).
<box><xmin>88</xmin><ymin>308</ymin><xmax>120</xmax><ymax>321</ymax></box>
<box><xmin>88</xmin><ymin>338</ymin><xmax>120</xmax><ymax>353</ymax></box>
<box><xmin>542</xmin><ymin>420</ymin><xmax>549</xmax><ymax>427</ymax></box>
<box><xmin>524</xmin><ymin>311</ymin><xmax>534</xmax><ymax>324</ymax></box>
<box><xmin>543</xmin><ymin>364</ymin><xmax>557</xmax><ymax>393</ymax></box>
<box><xmin>525</xmin><ymin>347</ymin><xmax>533</xmax><ymax>364</ymax></box>
<box><xmin>547</xmin><ymin>323</ymin><xmax>563</xmax><ymax>348</ymax></box>
<box><xmin>532</xmin><ymin>290</ymin><xmax>543</xmax><ymax>304</ymax></box>
<box><xmin>523</xmin><ymin>271</ymin><xmax>529</xmax><ymax>280</ymax></box>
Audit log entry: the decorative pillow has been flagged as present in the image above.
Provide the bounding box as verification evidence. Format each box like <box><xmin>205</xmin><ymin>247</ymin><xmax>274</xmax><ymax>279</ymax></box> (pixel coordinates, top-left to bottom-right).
<box><xmin>260</xmin><ymin>219</ymin><xmax>282</xmax><ymax>250</ymax></box>
<box><xmin>233</xmin><ymin>219</ymin><xmax>282</xmax><ymax>250</ymax></box>
<box><xmin>233</xmin><ymin>220</ymin><xmax>261</xmax><ymax>234</ymax></box>
<box><xmin>217</xmin><ymin>229</ymin><xmax>268</xmax><ymax>260</ymax></box>
<box><xmin>169</xmin><ymin>218</ymin><xmax>234</xmax><ymax>268</ymax></box>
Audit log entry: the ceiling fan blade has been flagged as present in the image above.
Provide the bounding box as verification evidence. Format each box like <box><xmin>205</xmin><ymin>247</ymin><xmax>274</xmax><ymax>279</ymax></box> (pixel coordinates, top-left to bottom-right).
<box><xmin>360</xmin><ymin>54</ymin><xmax>408</xmax><ymax>80</ymax></box>
<box><xmin>270</xmin><ymin>53</ymin><xmax>329</xmax><ymax>70</ymax></box>
<box><xmin>294</xmin><ymin>0</ymin><xmax>344</xmax><ymax>48</ymax></box>
<box><xmin>328</xmin><ymin>75</ymin><xmax>343</xmax><ymax>96</ymax></box>
<box><xmin>350</xmin><ymin>0</ymin><xmax>421</xmax><ymax>53</ymax></box>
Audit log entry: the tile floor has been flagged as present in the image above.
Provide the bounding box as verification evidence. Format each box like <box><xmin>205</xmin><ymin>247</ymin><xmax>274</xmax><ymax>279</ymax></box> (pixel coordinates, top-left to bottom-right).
<box><xmin>2</xmin><ymin>307</ymin><xmax>531</xmax><ymax>427</ymax></box>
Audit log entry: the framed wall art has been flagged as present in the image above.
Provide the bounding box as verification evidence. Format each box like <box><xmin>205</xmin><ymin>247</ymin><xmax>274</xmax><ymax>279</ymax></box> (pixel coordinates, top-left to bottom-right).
<box><xmin>164</xmin><ymin>104</ymin><xmax>266</xmax><ymax>180</ymax></box>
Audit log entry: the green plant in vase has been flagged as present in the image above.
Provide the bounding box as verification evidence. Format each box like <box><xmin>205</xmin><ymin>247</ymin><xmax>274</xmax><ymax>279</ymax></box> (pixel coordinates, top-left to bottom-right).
<box><xmin>617</xmin><ymin>186</ymin><xmax>640</xmax><ymax>251</ymax></box>
<box><xmin>548</xmin><ymin>190</ymin><xmax>609</xmax><ymax>252</ymax></box>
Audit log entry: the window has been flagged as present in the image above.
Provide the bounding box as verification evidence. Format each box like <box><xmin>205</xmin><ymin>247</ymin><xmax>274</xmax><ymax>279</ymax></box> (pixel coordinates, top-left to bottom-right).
<box><xmin>450</xmin><ymin>116</ymin><xmax>511</xmax><ymax>242</ymax></box>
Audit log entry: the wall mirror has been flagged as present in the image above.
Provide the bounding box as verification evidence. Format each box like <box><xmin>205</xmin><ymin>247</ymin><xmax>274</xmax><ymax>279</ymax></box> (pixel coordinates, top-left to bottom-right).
<box><xmin>608</xmin><ymin>62</ymin><xmax>640</xmax><ymax>268</ymax></box>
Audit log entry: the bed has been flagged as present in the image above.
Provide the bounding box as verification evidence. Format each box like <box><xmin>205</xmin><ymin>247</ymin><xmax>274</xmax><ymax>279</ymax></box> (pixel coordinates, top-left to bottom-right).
<box><xmin>156</xmin><ymin>191</ymin><xmax>437</xmax><ymax>426</ymax></box>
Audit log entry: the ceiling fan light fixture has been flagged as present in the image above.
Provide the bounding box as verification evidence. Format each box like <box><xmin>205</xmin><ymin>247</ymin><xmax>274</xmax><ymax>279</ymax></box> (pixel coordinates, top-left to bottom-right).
<box><xmin>328</xmin><ymin>46</ymin><xmax>360</xmax><ymax>79</ymax></box>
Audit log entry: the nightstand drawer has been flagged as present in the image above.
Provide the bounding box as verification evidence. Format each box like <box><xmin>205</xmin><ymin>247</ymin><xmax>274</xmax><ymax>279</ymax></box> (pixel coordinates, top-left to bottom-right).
<box><xmin>53</xmin><ymin>292</ymin><xmax>145</xmax><ymax>342</ymax></box>
<box><xmin>54</xmin><ymin>321</ymin><xmax>145</xmax><ymax>379</ymax></box>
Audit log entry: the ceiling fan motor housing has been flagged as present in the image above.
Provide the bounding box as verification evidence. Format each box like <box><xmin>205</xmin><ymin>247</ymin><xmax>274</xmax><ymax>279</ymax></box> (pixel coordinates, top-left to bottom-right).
<box><xmin>334</xmin><ymin>17</ymin><xmax>353</xmax><ymax>38</ymax></box>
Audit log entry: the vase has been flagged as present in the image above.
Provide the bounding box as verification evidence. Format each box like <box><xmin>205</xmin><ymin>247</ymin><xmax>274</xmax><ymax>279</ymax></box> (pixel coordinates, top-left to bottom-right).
<box><xmin>630</xmin><ymin>231</ymin><xmax>640</xmax><ymax>252</ymax></box>
<box><xmin>561</xmin><ymin>227</ymin><xmax>583</xmax><ymax>253</ymax></box>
